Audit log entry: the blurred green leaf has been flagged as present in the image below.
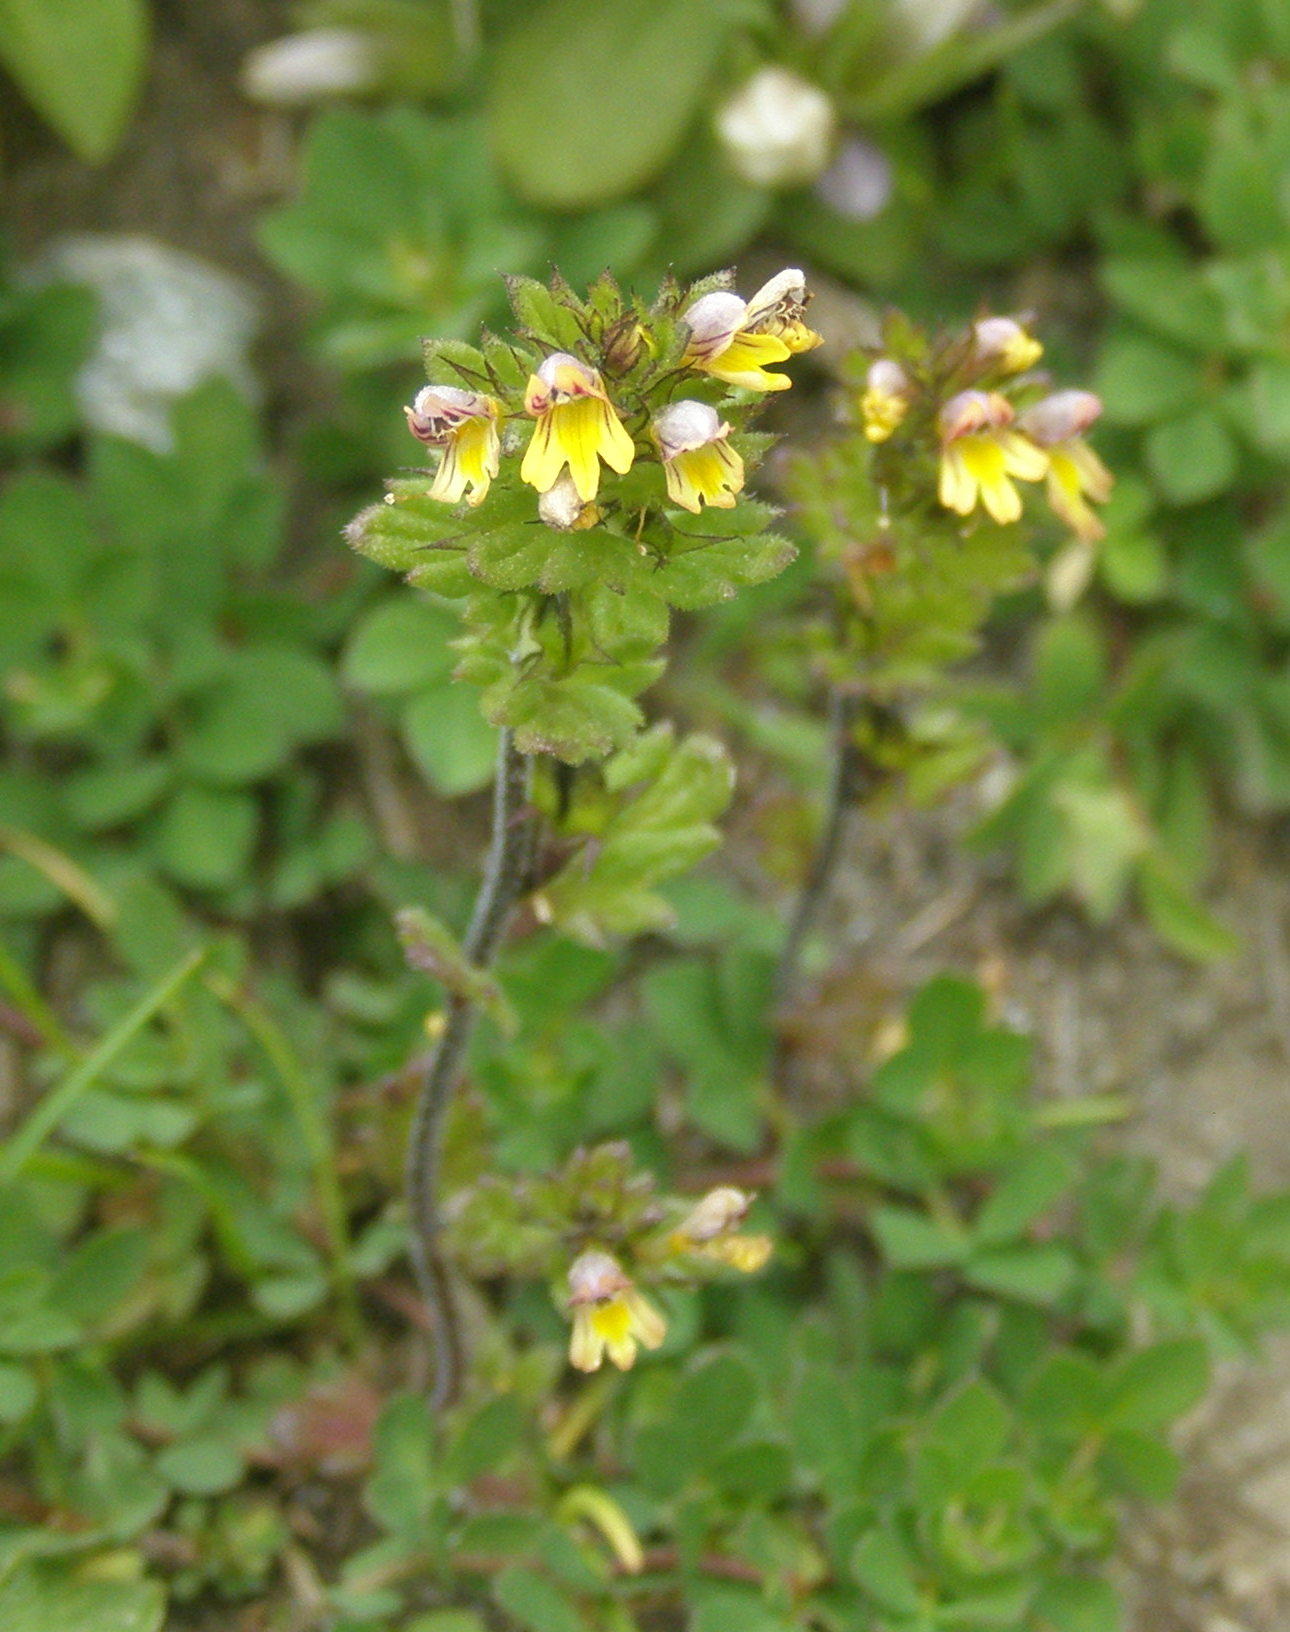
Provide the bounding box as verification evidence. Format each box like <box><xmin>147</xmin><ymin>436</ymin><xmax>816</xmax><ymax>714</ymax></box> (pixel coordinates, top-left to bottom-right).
<box><xmin>0</xmin><ymin>0</ymin><xmax>148</xmax><ymax>162</ymax></box>
<box><xmin>488</xmin><ymin>0</ymin><xmax>731</xmax><ymax>209</ymax></box>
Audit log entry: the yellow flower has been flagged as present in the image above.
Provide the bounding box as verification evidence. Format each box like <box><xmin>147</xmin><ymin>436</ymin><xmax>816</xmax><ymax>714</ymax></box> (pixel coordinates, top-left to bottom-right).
<box><xmin>520</xmin><ymin>353</ymin><xmax>635</xmax><ymax>502</ymax></box>
<box><xmin>670</xmin><ymin>1186</ymin><xmax>773</xmax><ymax>1273</ymax></box>
<box><xmin>860</xmin><ymin>358</ymin><xmax>912</xmax><ymax>443</ymax></box>
<box><xmin>938</xmin><ymin>390</ymin><xmax>1048</xmax><ymax>526</ymax></box>
<box><xmin>972</xmin><ymin>315</ymin><xmax>1043</xmax><ymax>374</ymax></box>
<box><xmin>681</xmin><ymin>268</ymin><xmax>821</xmax><ymax>392</ymax></box>
<box><xmin>566</xmin><ymin>1251</ymin><xmax>666</xmax><ymax>1373</ymax></box>
<box><xmin>1018</xmin><ymin>390</ymin><xmax>1113</xmax><ymax>543</ymax></box>
<box><xmin>405</xmin><ymin>385</ymin><xmax>501</xmax><ymax>507</ymax></box>
<box><xmin>651</xmin><ymin>400</ymin><xmax>745</xmax><ymax>512</ymax></box>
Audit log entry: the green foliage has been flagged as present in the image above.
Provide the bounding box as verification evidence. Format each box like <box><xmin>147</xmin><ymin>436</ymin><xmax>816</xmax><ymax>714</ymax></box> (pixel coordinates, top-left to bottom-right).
<box><xmin>0</xmin><ymin>0</ymin><xmax>149</xmax><ymax>162</ymax></box>
<box><xmin>0</xmin><ymin>371</ymin><xmax>366</xmax><ymax>914</ymax></box>
<box><xmin>487</xmin><ymin>0</ymin><xmax>734</xmax><ymax>209</ymax></box>
<box><xmin>535</xmin><ymin>724</ymin><xmax>735</xmax><ymax>943</ymax></box>
<box><xmin>10</xmin><ymin>2</ymin><xmax>1290</xmax><ymax>1628</ymax></box>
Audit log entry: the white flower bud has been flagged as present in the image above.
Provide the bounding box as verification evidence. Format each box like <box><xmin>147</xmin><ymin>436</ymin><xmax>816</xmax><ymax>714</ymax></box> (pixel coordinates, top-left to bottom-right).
<box><xmin>679</xmin><ymin>1186</ymin><xmax>754</xmax><ymax>1244</ymax></box>
<box><xmin>1018</xmin><ymin>390</ymin><xmax>1104</xmax><ymax>447</ymax></box>
<box><xmin>538</xmin><ymin>470</ymin><xmax>587</xmax><ymax>531</ymax></box>
<box><xmin>241</xmin><ymin>29</ymin><xmax>380</xmax><ymax>106</ymax></box>
<box><xmin>715</xmin><ymin>67</ymin><xmax>836</xmax><ymax>188</ymax></box>
<box><xmin>567</xmin><ymin>1250</ymin><xmax>630</xmax><ymax>1305</ymax></box>
<box><xmin>651</xmin><ymin>400</ymin><xmax>728</xmax><ymax>461</ymax></box>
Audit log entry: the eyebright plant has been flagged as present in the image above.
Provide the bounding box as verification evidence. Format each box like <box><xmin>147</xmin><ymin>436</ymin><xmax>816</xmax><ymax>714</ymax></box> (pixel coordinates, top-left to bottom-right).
<box><xmin>772</xmin><ymin>310</ymin><xmax>1115</xmax><ymax>993</ymax></box>
<box><xmin>347</xmin><ymin>266</ymin><xmax>817</xmax><ymax>1400</ymax></box>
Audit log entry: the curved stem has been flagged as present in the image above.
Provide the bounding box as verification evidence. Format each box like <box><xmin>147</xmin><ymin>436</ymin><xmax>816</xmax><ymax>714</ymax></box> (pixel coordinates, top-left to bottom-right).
<box><xmin>774</xmin><ymin>689</ymin><xmax>868</xmax><ymax>1009</ymax></box>
<box><xmin>405</xmin><ymin>730</ymin><xmax>536</xmax><ymax>1410</ymax></box>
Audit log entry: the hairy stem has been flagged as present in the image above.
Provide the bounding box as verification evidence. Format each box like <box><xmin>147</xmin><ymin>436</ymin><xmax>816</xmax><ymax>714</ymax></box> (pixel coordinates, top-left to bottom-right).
<box><xmin>774</xmin><ymin>689</ymin><xmax>870</xmax><ymax>1008</ymax></box>
<box><xmin>405</xmin><ymin>729</ymin><xmax>536</xmax><ymax>1409</ymax></box>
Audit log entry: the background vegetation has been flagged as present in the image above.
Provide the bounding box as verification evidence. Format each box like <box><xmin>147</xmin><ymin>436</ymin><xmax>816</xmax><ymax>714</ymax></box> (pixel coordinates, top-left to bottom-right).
<box><xmin>2</xmin><ymin>1</ymin><xmax>1290</xmax><ymax>1629</ymax></box>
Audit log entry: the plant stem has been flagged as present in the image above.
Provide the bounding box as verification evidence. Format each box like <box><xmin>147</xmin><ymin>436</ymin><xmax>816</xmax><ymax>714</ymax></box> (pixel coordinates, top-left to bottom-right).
<box><xmin>405</xmin><ymin>729</ymin><xmax>536</xmax><ymax>1410</ymax></box>
<box><xmin>774</xmin><ymin>688</ymin><xmax>872</xmax><ymax>1008</ymax></box>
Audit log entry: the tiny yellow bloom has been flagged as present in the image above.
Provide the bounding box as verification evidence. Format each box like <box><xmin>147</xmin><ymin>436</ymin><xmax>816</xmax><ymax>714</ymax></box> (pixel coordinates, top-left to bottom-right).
<box><xmin>938</xmin><ymin>389</ymin><xmax>1048</xmax><ymax>526</ymax></box>
<box><xmin>669</xmin><ymin>1186</ymin><xmax>773</xmax><ymax>1274</ymax></box>
<box><xmin>972</xmin><ymin>315</ymin><xmax>1043</xmax><ymax>374</ymax></box>
<box><xmin>681</xmin><ymin>268</ymin><xmax>821</xmax><ymax>392</ymax></box>
<box><xmin>1019</xmin><ymin>390</ymin><xmax>1113</xmax><ymax>543</ymax></box>
<box><xmin>860</xmin><ymin>358</ymin><xmax>912</xmax><ymax>443</ymax></box>
<box><xmin>566</xmin><ymin>1251</ymin><xmax>666</xmax><ymax>1373</ymax></box>
<box><xmin>405</xmin><ymin>385</ymin><xmax>501</xmax><ymax>507</ymax></box>
<box><xmin>520</xmin><ymin>353</ymin><xmax>636</xmax><ymax>502</ymax></box>
<box><xmin>651</xmin><ymin>400</ymin><xmax>745</xmax><ymax>512</ymax></box>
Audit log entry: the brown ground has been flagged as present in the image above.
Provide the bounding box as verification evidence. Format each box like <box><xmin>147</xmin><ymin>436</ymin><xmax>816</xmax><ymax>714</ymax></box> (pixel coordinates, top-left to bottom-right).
<box><xmin>7</xmin><ymin>3</ymin><xmax>1290</xmax><ymax>1626</ymax></box>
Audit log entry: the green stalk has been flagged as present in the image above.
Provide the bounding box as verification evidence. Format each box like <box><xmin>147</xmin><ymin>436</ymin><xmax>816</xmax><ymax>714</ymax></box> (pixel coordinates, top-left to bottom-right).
<box><xmin>205</xmin><ymin>971</ymin><xmax>364</xmax><ymax>1352</ymax></box>
<box><xmin>0</xmin><ymin>946</ymin><xmax>206</xmax><ymax>1184</ymax></box>
<box><xmin>0</xmin><ymin>935</ymin><xmax>77</xmax><ymax>1060</ymax></box>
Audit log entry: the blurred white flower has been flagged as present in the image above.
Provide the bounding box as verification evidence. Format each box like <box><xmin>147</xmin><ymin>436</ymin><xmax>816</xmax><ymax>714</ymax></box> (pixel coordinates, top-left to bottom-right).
<box><xmin>28</xmin><ymin>235</ymin><xmax>260</xmax><ymax>452</ymax></box>
<box><xmin>242</xmin><ymin>29</ymin><xmax>380</xmax><ymax>106</ymax></box>
<box><xmin>815</xmin><ymin>133</ymin><xmax>893</xmax><ymax>220</ymax></box>
<box><xmin>788</xmin><ymin>0</ymin><xmax>850</xmax><ymax>35</ymax></box>
<box><xmin>887</xmin><ymin>0</ymin><xmax>992</xmax><ymax>54</ymax></box>
<box><xmin>715</xmin><ymin>67</ymin><xmax>836</xmax><ymax>188</ymax></box>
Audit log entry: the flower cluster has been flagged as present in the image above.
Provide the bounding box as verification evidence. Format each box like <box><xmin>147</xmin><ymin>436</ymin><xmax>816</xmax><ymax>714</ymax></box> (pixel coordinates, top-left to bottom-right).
<box><xmin>860</xmin><ymin>316</ymin><xmax>1112</xmax><ymax>543</ymax></box>
<box><xmin>403</xmin><ymin>269</ymin><xmax>821</xmax><ymax>523</ymax></box>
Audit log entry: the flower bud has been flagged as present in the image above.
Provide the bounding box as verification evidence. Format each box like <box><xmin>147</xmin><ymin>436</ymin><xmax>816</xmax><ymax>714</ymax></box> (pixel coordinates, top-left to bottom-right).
<box><xmin>678</xmin><ymin>1186</ymin><xmax>754</xmax><ymax>1244</ymax></box>
<box><xmin>861</xmin><ymin>358</ymin><xmax>912</xmax><ymax>442</ymax></box>
<box><xmin>972</xmin><ymin>316</ymin><xmax>1043</xmax><ymax>374</ymax></box>
<box><xmin>538</xmin><ymin>470</ymin><xmax>603</xmax><ymax>531</ymax></box>
<box><xmin>601</xmin><ymin>315</ymin><xmax>649</xmax><ymax>376</ymax></box>
<box><xmin>1017</xmin><ymin>390</ymin><xmax>1104</xmax><ymax>447</ymax></box>
<box><xmin>715</xmin><ymin>67</ymin><xmax>836</xmax><ymax>188</ymax></box>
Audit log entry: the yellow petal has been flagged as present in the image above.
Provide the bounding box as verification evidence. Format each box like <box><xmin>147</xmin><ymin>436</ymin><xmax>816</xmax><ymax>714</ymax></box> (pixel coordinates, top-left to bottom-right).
<box><xmin>939</xmin><ymin>443</ymin><xmax>978</xmax><ymax>515</ymax></box>
<box><xmin>520</xmin><ymin>410</ymin><xmax>566</xmax><ymax>494</ymax></box>
<box><xmin>569</xmin><ymin>1308</ymin><xmax>604</xmax><ymax>1372</ymax></box>
<box><xmin>998</xmin><ymin>429</ymin><xmax>1049</xmax><ymax>482</ymax></box>
<box><xmin>592</xmin><ymin>1298</ymin><xmax>638</xmax><ymax>1370</ymax></box>
<box><xmin>699</xmin><ymin>331</ymin><xmax>793</xmax><ymax>392</ymax></box>
<box><xmin>625</xmin><ymin>1289</ymin><xmax>666</xmax><ymax>1351</ymax></box>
